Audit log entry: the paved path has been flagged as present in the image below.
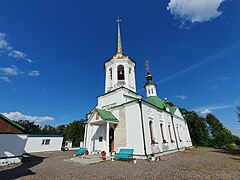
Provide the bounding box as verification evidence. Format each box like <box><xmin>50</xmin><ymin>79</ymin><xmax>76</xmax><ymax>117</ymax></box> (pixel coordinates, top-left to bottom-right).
<box><xmin>65</xmin><ymin>154</ymin><xmax>111</xmax><ymax>165</ymax></box>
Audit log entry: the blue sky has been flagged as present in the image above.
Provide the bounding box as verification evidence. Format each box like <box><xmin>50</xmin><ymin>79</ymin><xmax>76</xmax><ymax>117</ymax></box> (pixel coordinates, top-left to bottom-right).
<box><xmin>0</xmin><ymin>0</ymin><xmax>240</xmax><ymax>136</ymax></box>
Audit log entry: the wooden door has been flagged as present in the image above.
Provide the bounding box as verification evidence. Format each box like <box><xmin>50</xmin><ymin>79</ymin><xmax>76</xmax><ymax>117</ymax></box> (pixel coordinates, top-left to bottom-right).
<box><xmin>109</xmin><ymin>128</ymin><xmax>114</xmax><ymax>152</ymax></box>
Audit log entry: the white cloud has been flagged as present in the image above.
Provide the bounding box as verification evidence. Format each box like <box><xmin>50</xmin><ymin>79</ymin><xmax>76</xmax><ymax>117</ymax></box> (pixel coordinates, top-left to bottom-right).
<box><xmin>0</xmin><ymin>66</ymin><xmax>40</xmax><ymax>80</ymax></box>
<box><xmin>0</xmin><ymin>66</ymin><xmax>19</xmax><ymax>76</ymax></box>
<box><xmin>194</xmin><ymin>104</ymin><xmax>233</xmax><ymax>115</ymax></box>
<box><xmin>28</xmin><ymin>70</ymin><xmax>40</xmax><ymax>77</ymax></box>
<box><xmin>0</xmin><ymin>32</ymin><xmax>32</xmax><ymax>62</ymax></box>
<box><xmin>167</xmin><ymin>0</ymin><xmax>225</xmax><ymax>26</ymax></box>
<box><xmin>2</xmin><ymin>111</ymin><xmax>54</xmax><ymax>123</ymax></box>
<box><xmin>0</xmin><ymin>33</ymin><xmax>12</xmax><ymax>51</ymax></box>
<box><xmin>8</xmin><ymin>50</ymin><xmax>33</xmax><ymax>63</ymax></box>
<box><xmin>0</xmin><ymin>77</ymin><xmax>10</xmax><ymax>82</ymax></box>
<box><xmin>9</xmin><ymin>50</ymin><xmax>26</xmax><ymax>58</ymax></box>
<box><xmin>200</xmin><ymin>109</ymin><xmax>212</xmax><ymax>115</ymax></box>
<box><xmin>176</xmin><ymin>95</ymin><xmax>187</xmax><ymax>100</ymax></box>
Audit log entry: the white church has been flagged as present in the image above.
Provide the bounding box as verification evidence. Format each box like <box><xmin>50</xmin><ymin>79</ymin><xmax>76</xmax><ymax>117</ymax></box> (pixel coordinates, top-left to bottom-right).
<box><xmin>83</xmin><ymin>17</ymin><xmax>192</xmax><ymax>158</ymax></box>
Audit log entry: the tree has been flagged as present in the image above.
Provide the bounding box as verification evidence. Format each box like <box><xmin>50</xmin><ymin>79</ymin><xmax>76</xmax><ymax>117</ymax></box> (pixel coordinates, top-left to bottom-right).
<box><xmin>66</xmin><ymin>120</ymin><xmax>85</xmax><ymax>147</ymax></box>
<box><xmin>181</xmin><ymin>108</ymin><xmax>210</xmax><ymax>146</ymax></box>
<box><xmin>56</xmin><ymin>124</ymin><xmax>67</xmax><ymax>143</ymax></box>
<box><xmin>205</xmin><ymin>114</ymin><xmax>224</xmax><ymax>137</ymax></box>
<box><xmin>212</xmin><ymin>129</ymin><xmax>236</xmax><ymax>148</ymax></box>
<box><xmin>17</xmin><ymin>120</ymin><xmax>41</xmax><ymax>134</ymax></box>
<box><xmin>41</xmin><ymin>125</ymin><xmax>58</xmax><ymax>135</ymax></box>
<box><xmin>205</xmin><ymin>113</ymin><xmax>236</xmax><ymax>148</ymax></box>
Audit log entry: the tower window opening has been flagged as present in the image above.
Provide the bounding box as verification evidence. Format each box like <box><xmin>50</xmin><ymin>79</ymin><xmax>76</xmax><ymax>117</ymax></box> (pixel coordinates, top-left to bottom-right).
<box><xmin>151</xmin><ymin>88</ymin><xmax>153</xmax><ymax>94</ymax></box>
<box><xmin>109</xmin><ymin>68</ymin><xmax>112</xmax><ymax>80</ymax></box>
<box><xmin>117</xmin><ymin>65</ymin><xmax>125</xmax><ymax>80</ymax></box>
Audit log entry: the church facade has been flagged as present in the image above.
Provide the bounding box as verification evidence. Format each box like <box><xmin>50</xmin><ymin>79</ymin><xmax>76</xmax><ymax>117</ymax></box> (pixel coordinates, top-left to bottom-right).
<box><xmin>83</xmin><ymin>17</ymin><xmax>192</xmax><ymax>158</ymax></box>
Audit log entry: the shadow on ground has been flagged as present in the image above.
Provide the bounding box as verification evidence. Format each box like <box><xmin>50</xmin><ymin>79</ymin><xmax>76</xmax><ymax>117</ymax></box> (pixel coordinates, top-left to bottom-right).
<box><xmin>212</xmin><ymin>148</ymin><xmax>240</xmax><ymax>156</ymax></box>
<box><xmin>0</xmin><ymin>155</ymin><xmax>44</xmax><ymax>180</ymax></box>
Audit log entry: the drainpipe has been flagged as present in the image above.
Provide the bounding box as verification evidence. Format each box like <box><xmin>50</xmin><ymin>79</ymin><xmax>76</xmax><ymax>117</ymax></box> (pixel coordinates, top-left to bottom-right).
<box><xmin>171</xmin><ymin>114</ymin><xmax>179</xmax><ymax>151</ymax></box>
<box><xmin>138</xmin><ymin>100</ymin><xmax>147</xmax><ymax>157</ymax></box>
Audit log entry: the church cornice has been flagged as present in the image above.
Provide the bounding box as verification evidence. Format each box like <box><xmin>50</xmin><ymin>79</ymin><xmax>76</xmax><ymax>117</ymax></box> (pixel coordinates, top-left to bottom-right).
<box><xmin>97</xmin><ymin>86</ymin><xmax>141</xmax><ymax>98</ymax></box>
<box><xmin>104</xmin><ymin>55</ymin><xmax>136</xmax><ymax>69</ymax></box>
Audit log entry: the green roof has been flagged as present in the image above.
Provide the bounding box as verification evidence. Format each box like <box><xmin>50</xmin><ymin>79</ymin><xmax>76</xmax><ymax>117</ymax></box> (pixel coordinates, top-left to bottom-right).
<box><xmin>169</xmin><ymin>106</ymin><xmax>178</xmax><ymax>114</ymax></box>
<box><xmin>95</xmin><ymin>108</ymin><xmax>119</xmax><ymax>122</ymax></box>
<box><xmin>145</xmin><ymin>97</ymin><xmax>179</xmax><ymax>114</ymax></box>
<box><xmin>0</xmin><ymin>114</ymin><xmax>28</xmax><ymax>133</ymax></box>
<box><xmin>145</xmin><ymin>96</ymin><xmax>166</xmax><ymax>109</ymax></box>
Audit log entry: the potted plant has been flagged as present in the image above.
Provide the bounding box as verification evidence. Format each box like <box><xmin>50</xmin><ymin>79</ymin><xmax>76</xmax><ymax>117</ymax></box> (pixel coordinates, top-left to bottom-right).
<box><xmin>85</xmin><ymin>150</ymin><xmax>89</xmax><ymax>155</ymax></box>
<box><xmin>101</xmin><ymin>151</ymin><xmax>106</xmax><ymax>160</ymax></box>
<box><xmin>148</xmin><ymin>154</ymin><xmax>155</xmax><ymax>161</ymax></box>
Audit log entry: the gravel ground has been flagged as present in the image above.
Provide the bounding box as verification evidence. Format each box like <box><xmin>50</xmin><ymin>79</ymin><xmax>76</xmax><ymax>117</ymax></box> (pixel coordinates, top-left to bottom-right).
<box><xmin>0</xmin><ymin>147</ymin><xmax>240</xmax><ymax>180</ymax></box>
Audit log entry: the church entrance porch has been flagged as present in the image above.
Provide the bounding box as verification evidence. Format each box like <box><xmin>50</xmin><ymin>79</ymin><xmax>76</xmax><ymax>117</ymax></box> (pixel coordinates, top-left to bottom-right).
<box><xmin>88</xmin><ymin>121</ymin><xmax>117</xmax><ymax>156</ymax></box>
<box><xmin>86</xmin><ymin>108</ymin><xmax>119</xmax><ymax>156</ymax></box>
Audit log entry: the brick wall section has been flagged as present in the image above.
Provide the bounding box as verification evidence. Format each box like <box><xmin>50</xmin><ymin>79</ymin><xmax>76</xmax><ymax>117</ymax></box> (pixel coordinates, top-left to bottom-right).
<box><xmin>0</xmin><ymin>117</ymin><xmax>23</xmax><ymax>133</ymax></box>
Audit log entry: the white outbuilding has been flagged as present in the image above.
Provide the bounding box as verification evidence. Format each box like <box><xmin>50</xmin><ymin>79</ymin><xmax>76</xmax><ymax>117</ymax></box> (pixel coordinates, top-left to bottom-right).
<box><xmin>24</xmin><ymin>134</ymin><xmax>63</xmax><ymax>153</ymax></box>
<box><xmin>0</xmin><ymin>113</ymin><xmax>63</xmax><ymax>165</ymax></box>
<box><xmin>83</xmin><ymin>17</ymin><xmax>192</xmax><ymax>158</ymax></box>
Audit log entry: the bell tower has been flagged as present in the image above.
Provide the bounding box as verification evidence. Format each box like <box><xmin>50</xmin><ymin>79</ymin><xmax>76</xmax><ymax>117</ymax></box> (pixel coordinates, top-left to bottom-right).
<box><xmin>104</xmin><ymin>16</ymin><xmax>136</xmax><ymax>93</ymax></box>
<box><xmin>144</xmin><ymin>61</ymin><xmax>157</xmax><ymax>97</ymax></box>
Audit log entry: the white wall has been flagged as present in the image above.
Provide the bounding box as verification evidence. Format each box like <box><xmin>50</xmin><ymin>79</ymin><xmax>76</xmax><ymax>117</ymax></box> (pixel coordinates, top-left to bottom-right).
<box><xmin>98</xmin><ymin>88</ymin><xmax>141</xmax><ymax>110</ymax></box>
<box><xmin>173</xmin><ymin>115</ymin><xmax>192</xmax><ymax>148</ymax></box>
<box><xmin>0</xmin><ymin>134</ymin><xmax>28</xmax><ymax>164</ymax></box>
<box><xmin>124</xmin><ymin>102</ymin><xmax>144</xmax><ymax>155</ymax></box>
<box><xmin>85</xmin><ymin>124</ymin><xmax>107</xmax><ymax>153</ymax></box>
<box><xmin>142</xmin><ymin>102</ymin><xmax>178</xmax><ymax>155</ymax></box>
<box><xmin>24</xmin><ymin>136</ymin><xmax>63</xmax><ymax>153</ymax></box>
<box><xmin>98</xmin><ymin>89</ymin><xmax>123</xmax><ymax>109</ymax></box>
<box><xmin>91</xmin><ymin>124</ymin><xmax>106</xmax><ymax>152</ymax></box>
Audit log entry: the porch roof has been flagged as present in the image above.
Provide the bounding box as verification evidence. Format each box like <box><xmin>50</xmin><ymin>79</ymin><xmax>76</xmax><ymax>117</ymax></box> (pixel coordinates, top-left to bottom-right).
<box><xmin>95</xmin><ymin>108</ymin><xmax>119</xmax><ymax>122</ymax></box>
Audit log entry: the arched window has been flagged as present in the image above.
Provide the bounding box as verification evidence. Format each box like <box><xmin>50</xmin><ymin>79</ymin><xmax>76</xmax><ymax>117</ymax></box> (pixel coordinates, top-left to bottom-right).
<box><xmin>117</xmin><ymin>65</ymin><xmax>125</xmax><ymax>80</ymax></box>
<box><xmin>149</xmin><ymin>121</ymin><xmax>154</xmax><ymax>144</ymax></box>
<box><xmin>176</xmin><ymin>125</ymin><xmax>182</xmax><ymax>142</ymax></box>
<box><xmin>160</xmin><ymin>123</ymin><xmax>166</xmax><ymax>143</ymax></box>
<box><xmin>168</xmin><ymin>125</ymin><xmax>174</xmax><ymax>143</ymax></box>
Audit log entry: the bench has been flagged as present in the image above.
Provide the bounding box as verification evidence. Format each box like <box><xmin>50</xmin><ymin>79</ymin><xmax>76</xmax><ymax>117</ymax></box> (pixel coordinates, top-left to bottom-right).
<box><xmin>112</xmin><ymin>148</ymin><xmax>136</xmax><ymax>163</ymax></box>
<box><xmin>74</xmin><ymin>147</ymin><xmax>87</xmax><ymax>157</ymax></box>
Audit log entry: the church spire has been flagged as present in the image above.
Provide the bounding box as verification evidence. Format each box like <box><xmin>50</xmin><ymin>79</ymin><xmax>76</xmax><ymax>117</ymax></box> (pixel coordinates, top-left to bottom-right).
<box><xmin>115</xmin><ymin>16</ymin><xmax>123</xmax><ymax>58</ymax></box>
<box><xmin>145</xmin><ymin>61</ymin><xmax>153</xmax><ymax>83</ymax></box>
<box><xmin>144</xmin><ymin>61</ymin><xmax>157</xmax><ymax>97</ymax></box>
